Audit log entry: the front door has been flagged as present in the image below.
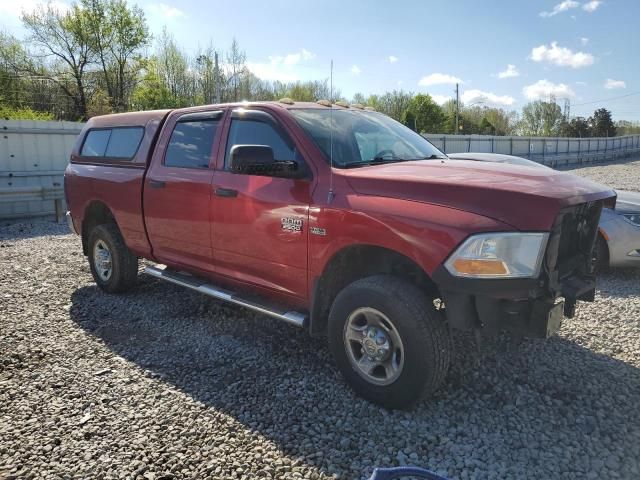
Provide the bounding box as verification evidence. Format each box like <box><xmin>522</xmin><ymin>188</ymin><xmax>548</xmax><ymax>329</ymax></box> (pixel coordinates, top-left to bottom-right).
<box><xmin>144</xmin><ymin>110</ymin><xmax>223</xmax><ymax>273</ymax></box>
<box><xmin>211</xmin><ymin>109</ymin><xmax>310</xmax><ymax>300</ymax></box>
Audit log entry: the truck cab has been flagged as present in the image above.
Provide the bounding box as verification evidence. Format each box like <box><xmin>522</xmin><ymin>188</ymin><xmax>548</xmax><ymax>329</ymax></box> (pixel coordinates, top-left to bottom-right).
<box><xmin>65</xmin><ymin>100</ymin><xmax>615</xmax><ymax>409</ymax></box>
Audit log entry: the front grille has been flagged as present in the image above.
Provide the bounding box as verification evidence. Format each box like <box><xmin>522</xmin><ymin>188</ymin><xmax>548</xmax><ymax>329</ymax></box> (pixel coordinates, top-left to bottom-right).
<box><xmin>544</xmin><ymin>200</ymin><xmax>603</xmax><ymax>293</ymax></box>
<box><xmin>557</xmin><ymin>202</ymin><xmax>602</xmax><ymax>275</ymax></box>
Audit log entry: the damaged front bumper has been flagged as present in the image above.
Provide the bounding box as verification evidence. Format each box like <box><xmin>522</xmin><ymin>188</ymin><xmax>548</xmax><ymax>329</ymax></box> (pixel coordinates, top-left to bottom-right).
<box><xmin>433</xmin><ymin>200</ymin><xmax>604</xmax><ymax>339</ymax></box>
<box><xmin>432</xmin><ymin>267</ymin><xmax>595</xmax><ymax>338</ymax></box>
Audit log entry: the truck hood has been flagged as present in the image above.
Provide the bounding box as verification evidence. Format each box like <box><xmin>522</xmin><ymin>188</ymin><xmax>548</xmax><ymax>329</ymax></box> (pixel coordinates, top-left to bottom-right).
<box><xmin>341</xmin><ymin>159</ymin><xmax>615</xmax><ymax>230</ymax></box>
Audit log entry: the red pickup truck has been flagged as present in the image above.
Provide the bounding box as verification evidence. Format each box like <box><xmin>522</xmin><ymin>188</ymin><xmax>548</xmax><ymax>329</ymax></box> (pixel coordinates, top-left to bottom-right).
<box><xmin>64</xmin><ymin>100</ymin><xmax>615</xmax><ymax>408</ymax></box>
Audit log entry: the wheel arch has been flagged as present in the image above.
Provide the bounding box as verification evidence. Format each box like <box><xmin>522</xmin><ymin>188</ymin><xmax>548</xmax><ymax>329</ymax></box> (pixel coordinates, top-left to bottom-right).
<box><xmin>309</xmin><ymin>244</ymin><xmax>440</xmax><ymax>336</ymax></box>
<box><xmin>81</xmin><ymin>201</ymin><xmax>118</xmax><ymax>255</ymax></box>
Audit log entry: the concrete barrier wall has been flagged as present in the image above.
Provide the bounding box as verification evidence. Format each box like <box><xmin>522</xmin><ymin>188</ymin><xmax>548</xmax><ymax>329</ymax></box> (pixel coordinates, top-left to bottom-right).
<box><xmin>0</xmin><ymin>120</ymin><xmax>83</xmax><ymax>219</ymax></box>
<box><xmin>423</xmin><ymin>134</ymin><xmax>640</xmax><ymax>166</ymax></box>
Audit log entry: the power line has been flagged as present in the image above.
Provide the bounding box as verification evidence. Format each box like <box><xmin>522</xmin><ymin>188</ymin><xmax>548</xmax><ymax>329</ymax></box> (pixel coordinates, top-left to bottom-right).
<box><xmin>572</xmin><ymin>91</ymin><xmax>640</xmax><ymax>107</ymax></box>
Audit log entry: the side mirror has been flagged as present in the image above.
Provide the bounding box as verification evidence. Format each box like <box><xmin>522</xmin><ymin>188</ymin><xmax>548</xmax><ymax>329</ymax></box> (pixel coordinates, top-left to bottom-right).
<box><xmin>230</xmin><ymin>145</ymin><xmax>304</xmax><ymax>178</ymax></box>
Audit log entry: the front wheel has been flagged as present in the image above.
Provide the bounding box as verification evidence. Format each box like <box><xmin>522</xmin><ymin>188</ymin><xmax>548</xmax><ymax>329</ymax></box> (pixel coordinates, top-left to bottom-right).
<box><xmin>87</xmin><ymin>224</ymin><xmax>138</xmax><ymax>293</ymax></box>
<box><xmin>328</xmin><ymin>275</ymin><xmax>451</xmax><ymax>409</ymax></box>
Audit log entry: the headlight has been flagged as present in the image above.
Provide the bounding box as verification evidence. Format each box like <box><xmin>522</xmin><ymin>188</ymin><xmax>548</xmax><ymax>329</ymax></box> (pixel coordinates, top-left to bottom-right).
<box><xmin>622</xmin><ymin>213</ymin><xmax>640</xmax><ymax>227</ymax></box>
<box><xmin>445</xmin><ymin>232</ymin><xmax>549</xmax><ymax>279</ymax></box>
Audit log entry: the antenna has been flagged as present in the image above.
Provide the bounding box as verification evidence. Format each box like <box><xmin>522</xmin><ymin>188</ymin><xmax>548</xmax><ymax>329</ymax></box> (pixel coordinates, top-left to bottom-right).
<box><xmin>327</xmin><ymin>60</ymin><xmax>335</xmax><ymax>203</ymax></box>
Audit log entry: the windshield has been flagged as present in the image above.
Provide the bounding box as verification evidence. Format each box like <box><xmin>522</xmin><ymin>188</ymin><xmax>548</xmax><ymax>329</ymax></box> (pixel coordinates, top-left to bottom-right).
<box><xmin>290</xmin><ymin>108</ymin><xmax>446</xmax><ymax>168</ymax></box>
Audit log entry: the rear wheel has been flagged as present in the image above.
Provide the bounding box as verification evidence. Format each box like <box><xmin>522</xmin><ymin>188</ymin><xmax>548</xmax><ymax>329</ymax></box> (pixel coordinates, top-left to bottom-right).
<box><xmin>88</xmin><ymin>224</ymin><xmax>138</xmax><ymax>293</ymax></box>
<box><xmin>328</xmin><ymin>275</ymin><xmax>451</xmax><ymax>409</ymax></box>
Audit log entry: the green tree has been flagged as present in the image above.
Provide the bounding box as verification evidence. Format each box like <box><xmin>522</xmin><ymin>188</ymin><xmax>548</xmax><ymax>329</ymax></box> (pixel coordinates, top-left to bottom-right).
<box><xmin>131</xmin><ymin>58</ymin><xmax>172</xmax><ymax>109</ymax></box>
<box><xmin>371</xmin><ymin>90</ymin><xmax>413</xmax><ymax>121</ymax></box>
<box><xmin>402</xmin><ymin>94</ymin><xmax>444</xmax><ymax>133</ymax></box>
<box><xmin>559</xmin><ymin>116</ymin><xmax>591</xmax><ymax>137</ymax></box>
<box><xmin>518</xmin><ymin>101</ymin><xmax>563</xmax><ymax>136</ymax></box>
<box><xmin>351</xmin><ymin>92</ymin><xmax>366</xmax><ymax>105</ymax></box>
<box><xmin>156</xmin><ymin>28</ymin><xmax>191</xmax><ymax>107</ymax></box>
<box><xmin>483</xmin><ymin>108</ymin><xmax>517</xmax><ymax>136</ymax></box>
<box><xmin>82</xmin><ymin>0</ymin><xmax>150</xmax><ymax>111</ymax></box>
<box><xmin>589</xmin><ymin>108</ymin><xmax>616</xmax><ymax>137</ymax></box>
<box><xmin>615</xmin><ymin>120</ymin><xmax>640</xmax><ymax>136</ymax></box>
<box><xmin>0</xmin><ymin>105</ymin><xmax>54</xmax><ymax>120</ymax></box>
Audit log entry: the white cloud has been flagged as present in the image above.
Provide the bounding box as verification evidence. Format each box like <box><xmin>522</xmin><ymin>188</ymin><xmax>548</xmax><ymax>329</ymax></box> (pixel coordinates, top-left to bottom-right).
<box><xmin>530</xmin><ymin>42</ymin><xmax>594</xmax><ymax>68</ymax></box>
<box><xmin>580</xmin><ymin>37</ymin><xmax>589</xmax><ymax>46</ymax></box>
<box><xmin>418</xmin><ymin>73</ymin><xmax>463</xmax><ymax>87</ymax></box>
<box><xmin>280</xmin><ymin>48</ymin><xmax>315</xmax><ymax>66</ymax></box>
<box><xmin>523</xmin><ymin>79</ymin><xmax>576</xmax><ymax>100</ymax></box>
<box><xmin>604</xmin><ymin>78</ymin><xmax>626</xmax><ymax>89</ymax></box>
<box><xmin>461</xmin><ymin>89</ymin><xmax>515</xmax><ymax>106</ymax></box>
<box><xmin>431</xmin><ymin>94</ymin><xmax>452</xmax><ymax>105</ymax></box>
<box><xmin>539</xmin><ymin>0</ymin><xmax>579</xmax><ymax>17</ymax></box>
<box><xmin>583</xmin><ymin>1</ymin><xmax>602</xmax><ymax>12</ymax></box>
<box><xmin>350</xmin><ymin>65</ymin><xmax>361</xmax><ymax>75</ymax></box>
<box><xmin>575</xmin><ymin>81</ymin><xmax>588</xmax><ymax>86</ymax></box>
<box><xmin>246</xmin><ymin>48</ymin><xmax>316</xmax><ymax>82</ymax></box>
<box><xmin>397</xmin><ymin>80</ymin><xmax>404</xmax><ymax>86</ymax></box>
<box><xmin>388</xmin><ymin>56</ymin><xmax>398</xmax><ymax>64</ymax></box>
<box><xmin>498</xmin><ymin>64</ymin><xmax>519</xmax><ymax>79</ymax></box>
<box><xmin>147</xmin><ymin>3</ymin><xmax>186</xmax><ymax>19</ymax></box>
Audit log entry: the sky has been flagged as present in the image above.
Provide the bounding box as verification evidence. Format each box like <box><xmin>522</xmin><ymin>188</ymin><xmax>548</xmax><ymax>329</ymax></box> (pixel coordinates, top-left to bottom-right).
<box><xmin>2</xmin><ymin>0</ymin><xmax>639</xmax><ymax>120</ymax></box>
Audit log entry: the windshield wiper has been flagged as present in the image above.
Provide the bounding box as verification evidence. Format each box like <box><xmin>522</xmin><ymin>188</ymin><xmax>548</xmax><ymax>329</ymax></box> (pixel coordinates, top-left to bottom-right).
<box><xmin>343</xmin><ymin>158</ymin><xmax>405</xmax><ymax>168</ymax></box>
<box><xmin>343</xmin><ymin>154</ymin><xmax>447</xmax><ymax>168</ymax></box>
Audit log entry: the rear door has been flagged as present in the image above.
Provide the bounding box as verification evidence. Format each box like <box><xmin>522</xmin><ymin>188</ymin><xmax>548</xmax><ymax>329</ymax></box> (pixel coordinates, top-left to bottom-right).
<box><xmin>211</xmin><ymin>108</ymin><xmax>311</xmax><ymax>300</ymax></box>
<box><xmin>144</xmin><ymin>110</ymin><xmax>224</xmax><ymax>273</ymax></box>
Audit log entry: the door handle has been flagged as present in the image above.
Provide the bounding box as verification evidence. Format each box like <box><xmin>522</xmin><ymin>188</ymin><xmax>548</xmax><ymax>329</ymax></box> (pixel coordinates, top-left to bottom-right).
<box><xmin>149</xmin><ymin>179</ymin><xmax>166</xmax><ymax>189</ymax></box>
<box><xmin>214</xmin><ymin>187</ymin><xmax>238</xmax><ymax>198</ymax></box>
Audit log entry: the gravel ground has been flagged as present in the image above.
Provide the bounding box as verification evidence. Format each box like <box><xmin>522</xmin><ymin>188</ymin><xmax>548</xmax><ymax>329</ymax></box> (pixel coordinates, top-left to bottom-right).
<box><xmin>1</xmin><ymin>164</ymin><xmax>640</xmax><ymax>480</ymax></box>
<box><xmin>563</xmin><ymin>157</ymin><xmax>640</xmax><ymax>192</ymax></box>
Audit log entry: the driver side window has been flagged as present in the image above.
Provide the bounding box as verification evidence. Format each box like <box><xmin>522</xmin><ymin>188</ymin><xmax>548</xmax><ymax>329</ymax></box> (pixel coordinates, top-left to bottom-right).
<box><xmin>224</xmin><ymin>117</ymin><xmax>301</xmax><ymax>170</ymax></box>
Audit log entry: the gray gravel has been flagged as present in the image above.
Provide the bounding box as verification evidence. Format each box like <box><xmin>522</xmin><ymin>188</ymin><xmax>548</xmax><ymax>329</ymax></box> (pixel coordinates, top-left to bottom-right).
<box><xmin>563</xmin><ymin>158</ymin><xmax>640</xmax><ymax>192</ymax></box>
<box><xmin>1</xmin><ymin>163</ymin><xmax>640</xmax><ymax>479</ymax></box>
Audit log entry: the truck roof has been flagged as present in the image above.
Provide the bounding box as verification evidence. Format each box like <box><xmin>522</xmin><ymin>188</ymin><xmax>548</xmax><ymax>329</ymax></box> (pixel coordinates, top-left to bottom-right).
<box><xmin>86</xmin><ymin>100</ymin><xmax>373</xmax><ymax>127</ymax></box>
<box><xmin>87</xmin><ymin>109</ymin><xmax>171</xmax><ymax>128</ymax></box>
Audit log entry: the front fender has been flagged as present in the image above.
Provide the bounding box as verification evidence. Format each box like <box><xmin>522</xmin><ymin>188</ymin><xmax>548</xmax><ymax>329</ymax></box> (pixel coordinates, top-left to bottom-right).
<box><xmin>309</xmin><ymin>194</ymin><xmax>513</xmax><ymax>280</ymax></box>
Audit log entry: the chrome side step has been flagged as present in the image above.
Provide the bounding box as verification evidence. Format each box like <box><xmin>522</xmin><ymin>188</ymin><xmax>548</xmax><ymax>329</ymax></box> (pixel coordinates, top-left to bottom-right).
<box><xmin>144</xmin><ymin>264</ymin><xmax>308</xmax><ymax>328</ymax></box>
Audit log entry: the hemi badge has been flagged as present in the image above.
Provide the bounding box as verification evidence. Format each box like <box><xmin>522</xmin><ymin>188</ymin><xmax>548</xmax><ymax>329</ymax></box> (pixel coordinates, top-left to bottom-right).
<box><xmin>310</xmin><ymin>227</ymin><xmax>326</xmax><ymax>236</ymax></box>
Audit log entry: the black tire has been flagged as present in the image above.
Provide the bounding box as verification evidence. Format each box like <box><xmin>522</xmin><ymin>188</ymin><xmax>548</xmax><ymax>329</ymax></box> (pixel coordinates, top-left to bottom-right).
<box><xmin>328</xmin><ymin>275</ymin><xmax>451</xmax><ymax>409</ymax></box>
<box><xmin>594</xmin><ymin>233</ymin><xmax>610</xmax><ymax>273</ymax></box>
<box><xmin>87</xmin><ymin>223</ymin><xmax>138</xmax><ymax>293</ymax></box>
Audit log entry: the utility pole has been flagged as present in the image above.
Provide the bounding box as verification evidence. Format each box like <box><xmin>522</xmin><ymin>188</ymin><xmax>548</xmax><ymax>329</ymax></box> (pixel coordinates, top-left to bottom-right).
<box><xmin>455</xmin><ymin>83</ymin><xmax>459</xmax><ymax>135</ymax></box>
<box><xmin>563</xmin><ymin>98</ymin><xmax>571</xmax><ymax>120</ymax></box>
<box><xmin>214</xmin><ymin>51</ymin><xmax>220</xmax><ymax>104</ymax></box>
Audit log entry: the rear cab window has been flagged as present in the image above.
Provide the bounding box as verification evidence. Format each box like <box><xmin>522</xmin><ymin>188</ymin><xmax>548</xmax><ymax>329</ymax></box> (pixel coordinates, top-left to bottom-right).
<box><xmin>80</xmin><ymin>127</ymin><xmax>144</xmax><ymax>160</ymax></box>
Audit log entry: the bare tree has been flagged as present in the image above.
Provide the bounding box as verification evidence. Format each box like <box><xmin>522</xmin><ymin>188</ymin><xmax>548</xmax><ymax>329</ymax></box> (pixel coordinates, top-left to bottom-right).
<box><xmin>21</xmin><ymin>4</ymin><xmax>95</xmax><ymax>119</ymax></box>
<box><xmin>225</xmin><ymin>38</ymin><xmax>246</xmax><ymax>101</ymax></box>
